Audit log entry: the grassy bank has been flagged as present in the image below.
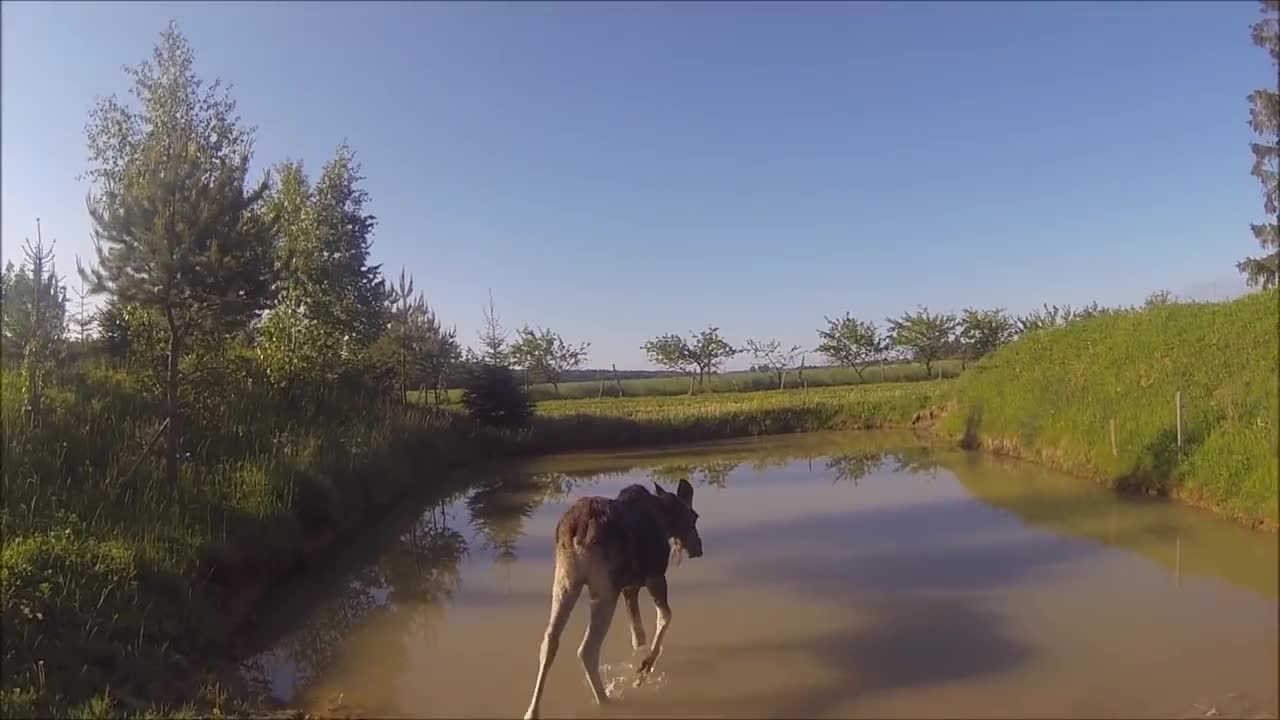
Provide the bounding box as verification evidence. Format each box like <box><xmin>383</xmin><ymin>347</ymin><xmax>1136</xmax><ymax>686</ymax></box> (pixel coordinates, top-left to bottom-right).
<box><xmin>939</xmin><ymin>288</ymin><xmax>1279</xmax><ymax>530</ymax></box>
<box><xmin>0</xmin><ymin>369</ymin><xmax>944</xmax><ymax>717</ymax></box>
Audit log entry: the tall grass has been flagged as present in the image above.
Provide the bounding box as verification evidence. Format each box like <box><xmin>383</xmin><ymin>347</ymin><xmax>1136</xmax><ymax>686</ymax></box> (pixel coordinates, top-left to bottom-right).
<box><xmin>1</xmin><ymin>361</ymin><xmax>943</xmax><ymax>716</ymax></box>
<box><xmin>940</xmin><ymin>288</ymin><xmax>1279</xmax><ymax>529</ymax></box>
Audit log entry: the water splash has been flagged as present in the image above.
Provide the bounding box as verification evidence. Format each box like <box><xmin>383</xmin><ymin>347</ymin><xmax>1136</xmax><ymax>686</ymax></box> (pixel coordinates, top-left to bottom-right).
<box><xmin>596</xmin><ymin>659</ymin><xmax>667</xmax><ymax>700</ymax></box>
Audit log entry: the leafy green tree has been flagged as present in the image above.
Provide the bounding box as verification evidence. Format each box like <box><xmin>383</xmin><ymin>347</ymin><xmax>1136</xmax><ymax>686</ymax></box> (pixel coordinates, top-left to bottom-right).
<box><xmin>957</xmin><ymin>307</ymin><xmax>1017</xmax><ymax>367</ymax></box>
<box><xmin>744</xmin><ymin>338</ymin><xmax>804</xmax><ymax>389</ymax></box>
<box><xmin>80</xmin><ymin>23</ymin><xmax>276</xmax><ymax>487</ymax></box>
<box><xmin>886</xmin><ymin>307</ymin><xmax>957</xmax><ymax>378</ymax></box>
<box><xmin>309</xmin><ymin>144</ymin><xmax>387</xmax><ymax>353</ymax></box>
<box><xmin>257</xmin><ymin>147</ymin><xmax>386</xmax><ymax>389</ymax></box>
<box><xmin>509</xmin><ymin>326</ymin><xmax>589</xmax><ymax>396</ymax></box>
<box><xmin>1239</xmin><ymin>0</ymin><xmax>1280</xmax><ymax>288</ymax></box>
<box><xmin>687</xmin><ymin>326</ymin><xmax>738</xmax><ymax>390</ymax></box>
<box><xmin>642</xmin><ymin>327</ymin><xmax>738</xmax><ymax>393</ymax></box>
<box><xmin>815</xmin><ymin>313</ymin><xmax>883</xmax><ymax>382</ymax></box>
<box><xmin>642</xmin><ymin>333</ymin><xmax>696</xmax><ymax>394</ymax></box>
<box><xmin>416</xmin><ymin>302</ymin><xmax>461</xmax><ymax>405</ymax></box>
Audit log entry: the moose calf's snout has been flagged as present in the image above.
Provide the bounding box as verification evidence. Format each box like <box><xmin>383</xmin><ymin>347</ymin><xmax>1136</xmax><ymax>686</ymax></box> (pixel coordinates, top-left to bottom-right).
<box><xmin>686</xmin><ymin>535</ymin><xmax>704</xmax><ymax>559</ymax></box>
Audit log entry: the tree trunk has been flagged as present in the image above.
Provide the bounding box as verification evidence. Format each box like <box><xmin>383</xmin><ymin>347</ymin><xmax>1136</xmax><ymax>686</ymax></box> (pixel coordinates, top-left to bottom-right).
<box><xmin>551</xmin><ymin>379</ymin><xmax>560</xmax><ymax>396</ymax></box>
<box><xmin>853</xmin><ymin>365</ymin><xmax>866</xmax><ymax>383</ymax></box>
<box><xmin>777</xmin><ymin>369</ymin><xmax>785</xmax><ymax>390</ymax></box>
<box><xmin>399</xmin><ymin>348</ymin><xmax>408</xmax><ymax>405</ymax></box>
<box><xmin>924</xmin><ymin>359</ymin><xmax>933</xmax><ymax>378</ymax></box>
<box><xmin>688</xmin><ymin>373</ymin><xmax>695</xmax><ymax>395</ymax></box>
<box><xmin>164</xmin><ymin>312</ymin><xmax>183</xmax><ymax>490</ymax></box>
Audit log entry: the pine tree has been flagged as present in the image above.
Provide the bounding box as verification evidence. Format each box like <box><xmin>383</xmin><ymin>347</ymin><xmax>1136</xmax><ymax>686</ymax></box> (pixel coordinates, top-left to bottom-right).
<box><xmin>1239</xmin><ymin>0</ymin><xmax>1280</xmax><ymax>288</ymax></box>
<box><xmin>80</xmin><ymin>23</ymin><xmax>275</xmax><ymax>487</ymax></box>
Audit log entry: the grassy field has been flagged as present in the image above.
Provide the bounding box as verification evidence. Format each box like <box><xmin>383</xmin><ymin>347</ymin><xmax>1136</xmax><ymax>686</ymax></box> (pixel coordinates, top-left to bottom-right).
<box><xmin>0</xmin><ymin>367</ymin><xmax>943</xmax><ymax>717</ymax></box>
<box><xmin>418</xmin><ymin>359</ymin><xmax>963</xmax><ymax>404</ymax></box>
<box><xmin>940</xmin><ymin>288</ymin><xmax>1279</xmax><ymax>529</ymax></box>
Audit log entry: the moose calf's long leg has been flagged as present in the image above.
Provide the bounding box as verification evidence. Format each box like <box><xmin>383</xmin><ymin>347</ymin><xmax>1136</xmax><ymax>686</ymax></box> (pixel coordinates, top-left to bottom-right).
<box><xmin>623</xmin><ymin>587</ymin><xmax>647</xmax><ymax>650</ymax></box>
<box><xmin>524</xmin><ymin>572</ymin><xmax>582</xmax><ymax>720</ymax></box>
<box><xmin>635</xmin><ymin>576</ymin><xmax>671</xmax><ymax>686</ymax></box>
<box><xmin>578</xmin><ymin>588</ymin><xmax>620</xmax><ymax>705</ymax></box>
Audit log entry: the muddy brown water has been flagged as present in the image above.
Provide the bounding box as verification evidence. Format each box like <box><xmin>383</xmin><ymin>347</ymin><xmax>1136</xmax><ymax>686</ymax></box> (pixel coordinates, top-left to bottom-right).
<box><xmin>241</xmin><ymin>431</ymin><xmax>1278</xmax><ymax>719</ymax></box>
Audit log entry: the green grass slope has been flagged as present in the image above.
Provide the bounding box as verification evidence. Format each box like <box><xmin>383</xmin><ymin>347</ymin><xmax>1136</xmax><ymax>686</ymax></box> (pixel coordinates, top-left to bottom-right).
<box><xmin>940</xmin><ymin>289</ymin><xmax>1279</xmax><ymax>529</ymax></box>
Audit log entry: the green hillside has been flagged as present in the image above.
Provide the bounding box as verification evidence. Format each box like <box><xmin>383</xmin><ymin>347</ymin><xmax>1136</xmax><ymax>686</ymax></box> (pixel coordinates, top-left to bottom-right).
<box><xmin>940</xmin><ymin>289</ymin><xmax>1279</xmax><ymax>529</ymax></box>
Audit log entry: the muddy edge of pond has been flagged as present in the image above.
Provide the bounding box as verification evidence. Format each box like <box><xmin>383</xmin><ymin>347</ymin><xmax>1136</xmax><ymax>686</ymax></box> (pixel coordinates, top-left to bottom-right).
<box><xmin>952</xmin><ymin>430</ymin><xmax>1279</xmax><ymax>535</ymax></box>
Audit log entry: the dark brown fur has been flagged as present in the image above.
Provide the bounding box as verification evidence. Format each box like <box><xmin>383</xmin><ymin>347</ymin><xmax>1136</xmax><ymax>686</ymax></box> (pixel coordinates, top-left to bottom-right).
<box><xmin>555</xmin><ymin>484</ymin><xmax>678</xmax><ymax>590</ymax></box>
<box><xmin>523</xmin><ymin>480</ymin><xmax>702</xmax><ymax>719</ymax></box>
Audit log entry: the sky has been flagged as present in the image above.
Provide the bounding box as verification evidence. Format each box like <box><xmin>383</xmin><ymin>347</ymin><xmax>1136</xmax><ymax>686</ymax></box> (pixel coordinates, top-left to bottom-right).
<box><xmin>1</xmin><ymin>1</ymin><xmax>1271</xmax><ymax>369</ymax></box>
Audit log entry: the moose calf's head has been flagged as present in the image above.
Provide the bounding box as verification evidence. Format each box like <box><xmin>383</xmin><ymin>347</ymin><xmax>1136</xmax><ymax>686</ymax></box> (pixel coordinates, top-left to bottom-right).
<box><xmin>653</xmin><ymin>479</ymin><xmax>703</xmax><ymax>559</ymax></box>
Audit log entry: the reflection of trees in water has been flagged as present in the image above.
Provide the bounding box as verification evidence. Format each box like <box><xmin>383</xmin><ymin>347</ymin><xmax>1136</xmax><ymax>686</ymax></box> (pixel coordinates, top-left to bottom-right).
<box><xmin>649</xmin><ymin>460</ymin><xmax>740</xmax><ymax>488</ymax></box>
<box><xmin>466</xmin><ymin>474</ymin><xmax>541</xmax><ymax>568</ymax></box>
<box><xmin>825</xmin><ymin>452</ymin><xmax>887</xmax><ymax>485</ymax></box>
<box><xmin>535</xmin><ymin>468</ymin><xmax>624</xmax><ymax>502</ymax></box>
<box><xmin>465</xmin><ymin>468</ymin><xmax>631</xmax><ymax>577</ymax></box>
<box><xmin>749</xmin><ymin>455</ymin><xmax>794</xmax><ymax>474</ymax></box>
<box><xmin>269</xmin><ymin>510</ymin><xmax>468</xmax><ymax>702</ymax></box>
<box><xmin>889</xmin><ymin>448</ymin><xmax>941</xmax><ymax>480</ymax></box>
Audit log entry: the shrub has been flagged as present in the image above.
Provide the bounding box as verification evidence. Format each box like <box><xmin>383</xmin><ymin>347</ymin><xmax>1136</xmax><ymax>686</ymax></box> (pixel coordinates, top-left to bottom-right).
<box><xmin>460</xmin><ymin>363</ymin><xmax>534</xmax><ymax>429</ymax></box>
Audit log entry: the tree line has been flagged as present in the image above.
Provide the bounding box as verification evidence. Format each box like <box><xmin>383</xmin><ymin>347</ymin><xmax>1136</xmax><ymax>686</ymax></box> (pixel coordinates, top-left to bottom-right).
<box><xmin>636</xmin><ymin>293</ymin><xmax>1175</xmax><ymax>395</ymax></box>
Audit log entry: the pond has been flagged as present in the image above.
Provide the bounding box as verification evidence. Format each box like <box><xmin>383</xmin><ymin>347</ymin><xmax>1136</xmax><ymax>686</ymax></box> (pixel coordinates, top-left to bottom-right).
<box><xmin>241</xmin><ymin>431</ymin><xmax>1279</xmax><ymax>719</ymax></box>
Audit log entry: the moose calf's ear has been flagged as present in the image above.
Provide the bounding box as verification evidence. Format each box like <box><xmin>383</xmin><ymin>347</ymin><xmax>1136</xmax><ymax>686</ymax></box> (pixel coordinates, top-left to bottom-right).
<box><xmin>676</xmin><ymin>478</ymin><xmax>694</xmax><ymax>505</ymax></box>
<box><xmin>652</xmin><ymin>482</ymin><xmax>667</xmax><ymax>496</ymax></box>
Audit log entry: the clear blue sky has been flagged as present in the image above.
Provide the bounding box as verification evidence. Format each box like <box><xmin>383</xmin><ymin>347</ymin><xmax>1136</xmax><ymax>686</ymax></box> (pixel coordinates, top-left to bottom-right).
<box><xmin>2</xmin><ymin>1</ymin><xmax>1270</xmax><ymax>369</ymax></box>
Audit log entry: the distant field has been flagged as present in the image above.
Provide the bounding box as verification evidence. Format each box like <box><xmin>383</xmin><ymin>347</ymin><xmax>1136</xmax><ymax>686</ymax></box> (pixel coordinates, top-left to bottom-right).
<box><xmin>417</xmin><ymin>359</ymin><xmax>962</xmax><ymax>404</ymax></box>
<box><xmin>523</xmin><ymin>380</ymin><xmax>952</xmax><ymax>454</ymax></box>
